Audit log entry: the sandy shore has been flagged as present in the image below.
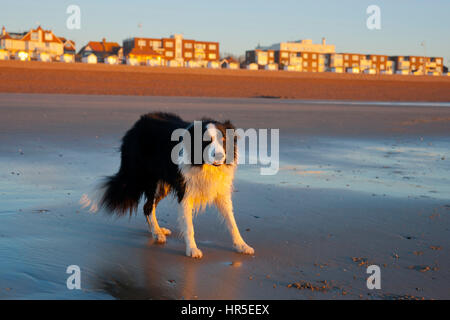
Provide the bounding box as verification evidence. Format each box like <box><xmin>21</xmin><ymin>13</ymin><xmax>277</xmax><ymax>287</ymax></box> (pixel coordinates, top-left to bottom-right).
<box><xmin>1</xmin><ymin>60</ymin><xmax>450</xmax><ymax>102</ymax></box>
<box><xmin>0</xmin><ymin>94</ymin><xmax>449</xmax><ymax>299</ymax></box>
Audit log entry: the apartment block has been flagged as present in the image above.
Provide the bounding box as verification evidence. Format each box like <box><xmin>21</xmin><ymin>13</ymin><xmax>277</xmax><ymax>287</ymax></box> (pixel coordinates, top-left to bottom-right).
<box><xmin>123</xmin><ymin>34</ymin><xmax>219</xmax><ymax>66</ymax></box>
<box><xmin>247</xmin><ymin>38</ymin><xmax>334</xmax><ymax>70</ymax></box>
<box><xmin>390</xmin><ymin>56</ymin><xmax>443</xmax><ymax>75</ymax></box>
<box><xmin>245</xmin><ymin>49</ymin><xmax>275</xmax><ymax>67</ymax></box>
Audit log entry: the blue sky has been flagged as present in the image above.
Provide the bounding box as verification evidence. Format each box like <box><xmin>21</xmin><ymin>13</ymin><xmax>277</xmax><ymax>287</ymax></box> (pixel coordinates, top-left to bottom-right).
<box><xmin>1</xmin><ymin>0</ymin><xmax>449</xmax><ymax>64</ymax></box>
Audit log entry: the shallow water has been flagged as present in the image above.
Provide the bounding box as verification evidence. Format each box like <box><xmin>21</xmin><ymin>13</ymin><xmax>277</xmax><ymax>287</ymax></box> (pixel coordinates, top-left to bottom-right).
<box><xmin>1</xmin><ymin>94</ymin><xmax>449</xmax><ymax>299</ymax></box>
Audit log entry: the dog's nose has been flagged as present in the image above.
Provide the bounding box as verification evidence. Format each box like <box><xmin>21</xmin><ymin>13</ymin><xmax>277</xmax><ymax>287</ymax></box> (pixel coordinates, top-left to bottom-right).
<box><xmin>214</xmin><ymin>151</ymin><xmax>225</xmax><ymax>162</ymax></box>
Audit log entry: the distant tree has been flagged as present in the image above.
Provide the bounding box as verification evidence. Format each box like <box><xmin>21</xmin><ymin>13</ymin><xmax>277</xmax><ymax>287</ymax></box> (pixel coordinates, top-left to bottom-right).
<box><xmin>444</xmin><ymin>65</ymin><xmax>448</xmax><ymax>73</ymax></box>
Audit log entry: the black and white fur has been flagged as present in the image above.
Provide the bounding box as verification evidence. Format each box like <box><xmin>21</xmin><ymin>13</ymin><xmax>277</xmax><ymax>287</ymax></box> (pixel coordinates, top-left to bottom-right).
<box><xmin>81</xmin><ymin>112</ymin><xmax>254</xmax><ymax>258</ymax></box>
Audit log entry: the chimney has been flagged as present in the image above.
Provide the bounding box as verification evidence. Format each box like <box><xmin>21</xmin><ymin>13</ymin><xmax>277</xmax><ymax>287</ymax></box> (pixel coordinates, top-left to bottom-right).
<box><xmin>1</xmin><ymin>26</ymin><xmax>5</xmax><ymax>36</ymax></box>
<box><xmin>322</xmin><ymin>37</ymin><xmax>326</xmax><ymax>46</ymax></box>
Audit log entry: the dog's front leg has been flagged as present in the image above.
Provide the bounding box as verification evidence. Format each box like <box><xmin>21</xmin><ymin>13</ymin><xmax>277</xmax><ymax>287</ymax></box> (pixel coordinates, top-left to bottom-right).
<box><xmin>179</xmin><ymin>200</ymin><xmax>203</xmax><ymax>258</ymax></box>
<box><xmin>215</xmin><ymin>195</ymin><xmax>255</xmax><ymax>255</ymax></box>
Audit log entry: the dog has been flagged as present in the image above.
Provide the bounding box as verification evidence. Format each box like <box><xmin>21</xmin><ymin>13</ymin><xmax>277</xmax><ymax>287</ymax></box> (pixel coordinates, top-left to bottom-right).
<box><xmin>81</xmin><ymin>112</ymin><xmax>254</xmax><ymax>259</ymax></box>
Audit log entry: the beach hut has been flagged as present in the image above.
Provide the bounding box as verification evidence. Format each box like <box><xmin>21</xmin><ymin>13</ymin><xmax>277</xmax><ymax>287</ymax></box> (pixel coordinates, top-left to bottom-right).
<box><xmin>126</xmin><ymin>57</ymin><xmax>139</xmax><ymax>66</ymax></box>
<box><xmin>330</xmin><ymin>67</ymin><xmax>344</xmax><ymax>73</ymax></box>
<box><xmin>346</xmin><ymin>67</ymin><xmax>360</xmax><ymax>74</ymax></box>
<box><xmin>15</xmin><ymin>51</ymin><xmax>29</xmax><ymax>61</ymax></box>
<box><xmin>207</xmin><ymin>61</ymin><xmax>220</xmax><ymax>69</ymax></box>
<box><xmin>186</xmin><ymin>60</ymin><xmax>200</xmax><ymax>68</ymax></box>
<box><xmin>167</xmin><ymin>59</ymin><xmax>182</xmax><ymax>67</ymax></box>
<box><xmin>363</xmin><ymin>69</ymin><xmax>376</xmax><ymax>75</ymax></box>
<box><xmin>104</xmin><ymin>55</ymin><xmax>119</xmax><ymax>65</ymax></box>
<box><xmin>265</xmin><ymin>63</ymin><xmax>278</xmax><ymax>71</ymax></box>
<box><xmin>61</xmin><ymin>53</ymin><xmax>75</xmax><ymax>63</ymax></box>
<box><xmin>247</xmin><ymin>63</ymin><xmax>258</xmax><ymax>70</ymax></box>
<box><xmin>38</xmin><ymin>52</ymin><xmax>51</xmax><ymax>62</ymax></box>
<box><xmin>147</xmin><ymin>58</ymin><xmax>161</xmax><ymax>67</ymax></box>
<box><xmin>82</xmin><ymin>53</ymin><xmax>97</xmax><ymax>64</ymax></box>
<box><xmin>227</xmin><ymin>62</ymin><xmax>239</xmax><ymax>70</ymax></box>
<box><xmin>0</xmin><ymin>49</ymin><xmax>9</xmax><ymax>60</ymax></box>
<box><xmin>395</xmin><ymin>70</ymin><xmax>409</xmax><ymax>75</ymax></box>
<box><xmin>283</xmin><ymin>65</ymin><xmax>301</xmax><ymax>72</ymax></box>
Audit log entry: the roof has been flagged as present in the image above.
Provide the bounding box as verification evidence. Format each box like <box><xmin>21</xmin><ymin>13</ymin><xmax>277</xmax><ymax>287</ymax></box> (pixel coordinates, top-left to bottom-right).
<box><xmin>0</xmin><ymin>26</ymin><xmax>62</xmax><ymax>44</ymax></box>
<box><xmin>126</xmin><ymin>47</ymin><xmax>161</xmax><ymax>57</ymax></box>
<box><xmin>81</xmin><ymin>39</ymin><xmax>121</xmax><ymax>54</ymax></box>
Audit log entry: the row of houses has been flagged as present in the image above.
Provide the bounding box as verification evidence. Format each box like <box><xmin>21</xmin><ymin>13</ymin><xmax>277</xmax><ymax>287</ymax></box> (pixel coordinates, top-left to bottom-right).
<box><xmin>0</xmin><ymin>26</ymin><xmax>225</xmax><ymax>68</ymax></box>
<box><xmin>245</xmin><ymin>38</ymin><xmax>445</xmax><ymax>75</ymax></box>
<box><xmin>0</xmin><ymin>26</ymin><xmax>446</xmax><ymax>75</ymax></box>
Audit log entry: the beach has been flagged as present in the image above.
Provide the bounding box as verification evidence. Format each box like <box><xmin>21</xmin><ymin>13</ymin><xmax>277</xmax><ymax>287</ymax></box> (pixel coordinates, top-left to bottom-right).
<box><xmin>0</xmin><ymin>93</ymin><xmax>449</xmax><ymax>299</ymax></box>
<box><xmin>1</xmin><ymin>60</ymin><xmax>450</xmax><ymax>102</ymax></box>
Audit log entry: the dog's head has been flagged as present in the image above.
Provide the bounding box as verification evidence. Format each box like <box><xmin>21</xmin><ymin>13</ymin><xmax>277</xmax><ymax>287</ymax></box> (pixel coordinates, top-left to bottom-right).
<box><xmin>182</xmin><ymin>119</ymin><xmax>237</xmax><ymax>167</ymax></box>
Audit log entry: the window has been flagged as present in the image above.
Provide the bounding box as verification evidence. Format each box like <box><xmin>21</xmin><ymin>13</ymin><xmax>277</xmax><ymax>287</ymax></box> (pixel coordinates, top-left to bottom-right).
<box><xmin>185</xmin><ymin>52</ymin><xmax>192</xmax><ymax>58</ymax></box>
<box><xmin>345</xmin><ymin>55</ymin><xmax>349</xmax><ymax>60</ymax></box>
<box><xmin>45</xmin><ymin>33</ymin><xmax>52</xmax><ymax>41</ymax></box>
<box><xmin>165</xmin><ymin>41</ymin><xmax>173</xmax><ymax>48</ymax></box>
<box><xmin>312</xmin><ymin>62</ymin><xmax>317</xmax><ymax>67</ymax></box>
<box><xmin>411</xmin><ymin>57</ymin><xmax>416</xmax><ymax>63</ymax></box>
<box><xmin>138</xmin><ymin>40</ymin><xmax>146</xmax><ymax>47</ymax></box>
<box><xmin>152</xmin><ymin>41</ymin><xmax>161</xmax><ymax>48</ymax></box>
<box><xmin>209</xmin><ymin>44</ymin><xmax>216</xmax><ymax>50</ymax></box>
<box><xmin>380</xmin><ymin>57</ymin><xmax>385</xmax><ymax>62</ymax></box>
<box><xmin>373</xmin><ymin>56</ymin><xmax>377</xmax><ymax>61</ymax></box>
<box><xmin>165</xmin><ymin>51</ymin><xmax>173</xmax><ymax>57</ymax></box>
<box><xmin>312</xmin><ymin>54</ymin><xmax>317</xmax><ymax>59</ymax></box>
<box><xmin>195</xmin><ymin>43</ymin><xmax>206</xmax><ymax>50</ymax></box>
<box><xmin>208</xmin><ymin>53</ymin><xmax>216</xmax><ymax>60</ymax></box>
<box><xmin>352</xmin><ymin>55</ymin><xmax>358</xmax><ymax>61</ymax></box>
<box><xmin>437</xmin><ymin>58</ymin><xmax>442</xmax><ymax>64</ymax></box>
<box><xmin>281</xmin><ymin>52</ymin><xmax>288</xmax><ymax>58</ymax></box>
<box><xmin>303</xmin><ymin>53</ymin><xmax>308</xmax><ymax>59</ymax></box>
<box><xmin>303</xmin><ymin>61</ymin><xmax>308</xmax><ymax>67</ymax></box>
<box><xmin>269</xmin><ymin>52</ymin><xmax>274</xmax><ymax>57</ymax></box>
<box><xmin>380</xmin><ymin>64</ymin><xmax>385</xmax><ymax>70</ymax></box>
<box><xmin>184</xmin><ymin>42</ymin><xmax>192</xmax><ymax>49</ymax></box>
<box><xmin>31</xmin><ymin>32</ymin><xmax>39</xmax><ymax>40</ymax></box>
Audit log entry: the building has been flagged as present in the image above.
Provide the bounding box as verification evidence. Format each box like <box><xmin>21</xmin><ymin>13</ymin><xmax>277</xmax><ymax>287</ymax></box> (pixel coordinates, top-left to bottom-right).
<box><xmin>78</xmin><ymin>38</ymin><xmax>121</xmax><ymax>63</ymax></box>
<box><xmin>123</xmin><ymin>34</ymin><xmax>219</xmax><ymax>67</ymax></box>
<box><xmin>245</xmin><ymin>49</ymin><xmax>275</xmax><ymax>67</ymax></box>
<box><xmin>0</xmin><ymin>26</ymin><xmax>66</xmax><ymax>60</ymax></box>
<box><xmin>389</xmin><ymin>56</ymin><xmax>444</xmax><ymax>75</ymax></box>
<box><xmin>220</xmin><ymin>56</ymin><xmax>239</xmax><ymax>69</ymax></box>
<box><xmin>246</xmin><ymin>38</ymin><xmax>334</xmax><ymax>70</ymax></box>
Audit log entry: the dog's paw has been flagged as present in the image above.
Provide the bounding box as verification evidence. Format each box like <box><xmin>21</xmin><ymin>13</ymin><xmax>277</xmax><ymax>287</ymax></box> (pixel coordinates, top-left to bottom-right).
<box><xmin>186</xmin><ymin>247</ymin><xmax>203</xmax><ymax>259</ymax></box>
<box><xmin>234</xmin><ymin>242</ymin><xmax>255</xmax><ymax>255</ymax></box>
<box><xmin>152</xmin><ymin>232</ymin><xmax>167</xmax><ymax>244</ymax></box>
<box><xmin>160</xmin><ymin>227</ymin><xmax>172</xmax><ymax>236</ymax></box>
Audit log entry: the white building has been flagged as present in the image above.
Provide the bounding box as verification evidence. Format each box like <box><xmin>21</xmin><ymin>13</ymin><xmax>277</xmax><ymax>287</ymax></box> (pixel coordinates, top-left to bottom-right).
<box><xmin>82</xmin><ymin>53</ymin><xmax>97</xmax><ymax>64</ymax></box>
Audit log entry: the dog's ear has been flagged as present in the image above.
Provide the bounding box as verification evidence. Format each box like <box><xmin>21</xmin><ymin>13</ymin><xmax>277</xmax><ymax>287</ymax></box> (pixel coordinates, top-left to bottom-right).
<box><xmin>223</xmin><ymin>120</ymin><xmax>241</xmax><ymax>140</ymax></box>
<box><xmin>222</xmin><ymin>120</ymin><xmax>235</xmax><ymax>130</ymax></box>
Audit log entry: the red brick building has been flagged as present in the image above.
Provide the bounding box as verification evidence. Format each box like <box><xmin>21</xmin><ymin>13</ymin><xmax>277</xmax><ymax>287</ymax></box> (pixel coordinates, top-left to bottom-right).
<box><xmin>123</xmin><ymin>34</ymin><xmax>219</xmax><ymax>66</ymax></box>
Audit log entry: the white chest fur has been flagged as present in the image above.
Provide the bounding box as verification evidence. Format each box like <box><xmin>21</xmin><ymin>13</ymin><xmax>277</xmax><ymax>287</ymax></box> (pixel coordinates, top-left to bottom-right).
<box><xmin>180</xmin><ymin>164</ymin><xmax>235</xmax><ymax>212</ymax></box>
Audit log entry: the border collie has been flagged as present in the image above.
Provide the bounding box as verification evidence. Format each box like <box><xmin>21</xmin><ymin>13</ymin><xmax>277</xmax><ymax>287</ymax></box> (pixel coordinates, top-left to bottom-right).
<box><xmin>82</xmin><ymin>112</ymin><xmax>254</xmax><ymax>259</ymax></box>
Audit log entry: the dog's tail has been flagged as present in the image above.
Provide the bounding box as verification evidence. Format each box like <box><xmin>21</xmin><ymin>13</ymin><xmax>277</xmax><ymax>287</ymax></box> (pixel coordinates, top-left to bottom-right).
<box><xmin>80</xmin><ymin>173</ymin><xmax>143</xmax><ymax>216</ymax></box>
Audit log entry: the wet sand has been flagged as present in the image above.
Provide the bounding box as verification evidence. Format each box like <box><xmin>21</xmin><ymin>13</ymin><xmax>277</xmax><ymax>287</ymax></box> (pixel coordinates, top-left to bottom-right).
<box><xmin>1</xmin><ymin>60</ymin><xmax>450</xmax><ymax>102</ymax></box>
<box><xmin>0</xmin><ymin>94</ymin><xmax>449</xmax><ymax>299</ymax></box>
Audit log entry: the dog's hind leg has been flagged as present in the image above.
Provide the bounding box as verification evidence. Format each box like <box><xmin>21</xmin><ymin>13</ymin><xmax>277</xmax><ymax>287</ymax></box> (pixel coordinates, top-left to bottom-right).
<box><xmin>144</xmin><ymin>186</ymin><xmax>169</xmax><ymax>244</ymax></box>
<box><xmin>215</xmin><ymin>194</ymin><xmax>255</xmax><ymax>255</ymax></box>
